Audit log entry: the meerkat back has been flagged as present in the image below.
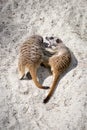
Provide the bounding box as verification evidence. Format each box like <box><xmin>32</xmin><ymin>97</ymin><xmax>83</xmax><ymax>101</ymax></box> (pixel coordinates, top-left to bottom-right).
<box><xmin>43</xmin><ymin>36</ymin><xmax>71</xmax><ymax>103</ymax></box>
<box><xmin>18</xmin><ymin>35</ymin><xmax>49</xmax><ymax>90</ymax></box>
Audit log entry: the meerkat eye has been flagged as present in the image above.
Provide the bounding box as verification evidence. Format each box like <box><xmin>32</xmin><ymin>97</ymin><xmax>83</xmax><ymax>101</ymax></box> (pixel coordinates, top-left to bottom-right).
<box><xmin>50</xmin><ymin>37</ymin><xmax>54</xmax><ymax>40</ymax></box>
<box><xmin>56</xmin><ymin>39</ymin><xmax>61</xmax><ymax>43</ymax></box>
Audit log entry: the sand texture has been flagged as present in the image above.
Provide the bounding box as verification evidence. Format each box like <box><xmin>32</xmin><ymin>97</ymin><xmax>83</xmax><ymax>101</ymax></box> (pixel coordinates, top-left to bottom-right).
<box><xmin>0</xmin><ymin>0</ymin><xmax>87</xmax><ymax>130</ymax></box>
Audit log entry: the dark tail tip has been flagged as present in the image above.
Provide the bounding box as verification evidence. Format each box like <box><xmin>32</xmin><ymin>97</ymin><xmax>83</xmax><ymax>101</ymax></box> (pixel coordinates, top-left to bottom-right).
<box><xmin>43</xmin><ymin>96</ymin><xmax>50</xmax><ymax>104</ymax></box>
<box><xmin>43</xmin><ymin>86</ymin><xmax>50</xmax><ymax>89</ymax></box>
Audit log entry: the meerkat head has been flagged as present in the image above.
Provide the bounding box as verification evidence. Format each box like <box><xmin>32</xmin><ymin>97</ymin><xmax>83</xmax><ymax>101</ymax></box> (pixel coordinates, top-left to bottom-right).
<box><xmin>45</xmin><ymin>36</ymin><xmax>63</xmax><ymax>48</ymax></box>
<box><xmin>30</xmin><ymin>35</ymin><xmax>43</xmax><ymax>43</ymax></box>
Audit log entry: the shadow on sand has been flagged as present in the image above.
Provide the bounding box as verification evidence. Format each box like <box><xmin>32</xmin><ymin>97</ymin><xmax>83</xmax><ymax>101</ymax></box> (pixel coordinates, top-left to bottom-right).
<box><xmin>25</xmin><ymin>50</ymin><xmax>78</xmax><ymax>87</ymax></box>
<box><xmin>38</xmin><ymin>51</ymin><xmax>78</xmax><ymax>85</ymax></box>
<box><xmin>22</xmin><ymin>50</ymin><xmax>78</xmax><ymax>102</ymax></box>
<box><xmin>38</xmin><ymin>51</ymin><xmax>78</xmax><ymax>102</ymax></box>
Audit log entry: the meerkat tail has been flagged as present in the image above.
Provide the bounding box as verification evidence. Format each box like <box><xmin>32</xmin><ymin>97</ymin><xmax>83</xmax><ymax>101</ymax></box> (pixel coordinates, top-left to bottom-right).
<box><xmin>27</xmin><ymin>64</ymin><xmax>49</xmax><ymax>90</ymax></box>
<box><xmin>43</xmin><ymin>73</ymin><xmax>60</xmax><ymax>103</ymax></box>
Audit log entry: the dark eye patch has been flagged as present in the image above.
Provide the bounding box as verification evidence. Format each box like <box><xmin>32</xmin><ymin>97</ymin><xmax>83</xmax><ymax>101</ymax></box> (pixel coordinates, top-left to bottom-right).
<box><xmin>56</xmin><ymin>38</ymin><xmax>62</xmax><ymax>43</ymax></box>
<box><xmin>50</xmin><ymin>37</ymin><xmax>54</xmax><ymax>40</ymax></box>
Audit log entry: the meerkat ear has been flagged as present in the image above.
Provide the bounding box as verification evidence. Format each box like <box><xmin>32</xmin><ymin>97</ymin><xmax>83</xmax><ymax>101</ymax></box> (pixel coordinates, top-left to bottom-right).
<box><xmin>56</xmin><ymin>38</ymin><xmax>62</xmax><ymax>43</ymax></box>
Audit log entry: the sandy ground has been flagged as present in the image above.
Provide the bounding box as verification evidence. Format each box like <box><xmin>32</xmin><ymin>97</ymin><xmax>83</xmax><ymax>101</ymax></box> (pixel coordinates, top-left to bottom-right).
<box><xmin>0</xmin><ymin>0</ymin><xmax>87</xmax><ymax>130</ymax></box>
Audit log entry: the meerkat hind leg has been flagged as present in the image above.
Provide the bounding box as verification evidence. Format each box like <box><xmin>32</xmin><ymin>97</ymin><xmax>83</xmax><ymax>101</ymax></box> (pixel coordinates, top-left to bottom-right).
<box><xmin>18</xmin><ymin>64</ymin><xmax>25</xmax><ymax>80</ymax></box>
<box><xmin>20</xmin><ymin>75</ymin><xmax>25</xmax><ymax>80</ymax></box>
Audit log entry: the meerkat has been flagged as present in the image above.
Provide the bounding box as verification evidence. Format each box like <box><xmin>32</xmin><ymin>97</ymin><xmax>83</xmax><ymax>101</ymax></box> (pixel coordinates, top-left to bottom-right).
<box><xmin>18</xmin><ymin>35</ymin><xmax>51</xmax><ymax>90</ymax></box>
<box><xmin>43</xmin><ymin>36</ymin><xmax>71</xmax><ymax>103</ymax></box>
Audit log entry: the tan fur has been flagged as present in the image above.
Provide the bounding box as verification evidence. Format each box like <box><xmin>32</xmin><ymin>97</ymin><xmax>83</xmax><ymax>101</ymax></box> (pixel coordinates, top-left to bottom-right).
<box><xmin>43</xmin><ymin>37</ymin><xmax>71</xmax><ymax>103</ymax></box>
<box><xmin>18</xmin><ymin>35</ymin><xmax>49</xmax><ymax>90</ymax></box>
